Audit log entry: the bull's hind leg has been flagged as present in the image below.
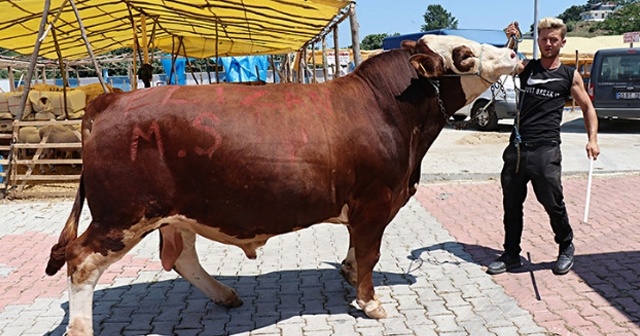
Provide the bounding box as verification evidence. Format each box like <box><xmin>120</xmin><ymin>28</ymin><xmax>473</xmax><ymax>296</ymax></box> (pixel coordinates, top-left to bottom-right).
<box><xmin>65</xmin><ymin>221</ymin><xmax>150</xmax><ymax>336</ymax></box>
<box><xmin>162</xmin><ymin>227</ymin><xmax>242</xmax><ymax>308</ymax></box>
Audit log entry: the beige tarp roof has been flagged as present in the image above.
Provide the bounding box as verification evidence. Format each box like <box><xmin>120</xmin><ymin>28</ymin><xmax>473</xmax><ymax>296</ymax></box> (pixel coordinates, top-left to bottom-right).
<box><xmin>519</xmin><ymin>35</ymin><xmax>631</xmax><ymax>63</ymax></box>
<box><xmin>0</xmin><ymin>0</ymin><xmax>352</xmax><ymax>60</ymax></box>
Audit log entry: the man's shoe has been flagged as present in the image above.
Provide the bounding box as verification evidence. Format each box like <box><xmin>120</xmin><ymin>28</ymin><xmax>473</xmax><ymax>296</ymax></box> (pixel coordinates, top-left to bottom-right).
<box><xmin>553</xmin><ymin>243</ymin><xmax>574</xmax><ymax>275</ymax></box>
<box><xmin>487</xmin><ymin>253</ymin><xmax>522</xmax><ymax>275</ymax></box>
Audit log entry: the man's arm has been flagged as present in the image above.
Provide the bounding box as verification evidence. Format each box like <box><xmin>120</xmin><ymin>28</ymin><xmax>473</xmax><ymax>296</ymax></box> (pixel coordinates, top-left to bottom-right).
<box><xmin>571</xmin><ymin>70</ymin><xmax>601</xmax><ymax>160</ymax></box>
<box><xmin>504</xmin><ymin>22</ymin><xmax>528</xmax><ymax>75</ymax></box>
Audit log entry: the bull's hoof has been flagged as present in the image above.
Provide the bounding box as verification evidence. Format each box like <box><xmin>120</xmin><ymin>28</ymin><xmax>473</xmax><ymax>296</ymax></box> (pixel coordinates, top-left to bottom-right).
<box><xmin>217</xmin><ymin>289</ymin><xmax>243</xmax><ymax>308</ymax></box>
<box><xmin>221</xmin><ymin>296</ymin><xmax>243</xmax><ymax>308</ymax></box>
<box><xmin>357</xmin><ymin>298</ymin><xmax>387</xmax><ymax>319</ymax></box>
<box><xmin>340</xmin><ymin>260</ymin><xmax>357</xmax><ymax>287</ymax></box>
<box><xmin>67</xmin><ymin>318</ymin><xmax>93</xmax><ymax>336</ymax></box>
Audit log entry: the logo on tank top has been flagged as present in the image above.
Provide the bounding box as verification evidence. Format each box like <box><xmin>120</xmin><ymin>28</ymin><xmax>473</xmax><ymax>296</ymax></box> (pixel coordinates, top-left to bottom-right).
<box><xmin>526</xmin><ymin>77</ymin><xmax>563</xmax><ymax>86</ymax></box>
<box><xmin>524</xmin><ymin>75</ymin><xmax>563</xmax><ymax>98</ymax></box>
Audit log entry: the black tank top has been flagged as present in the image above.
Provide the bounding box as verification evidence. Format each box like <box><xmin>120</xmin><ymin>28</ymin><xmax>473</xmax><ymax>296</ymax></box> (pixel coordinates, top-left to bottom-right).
<box><xmin>514</xmin><ymin>60</ymin><xmax>574</xmax><ymax>144</ymax></box>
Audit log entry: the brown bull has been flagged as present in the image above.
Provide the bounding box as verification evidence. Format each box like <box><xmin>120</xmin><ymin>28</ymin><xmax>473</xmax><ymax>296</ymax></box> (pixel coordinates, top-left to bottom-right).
<box><xmin>46</xmin><ymin>35</ymin><xmax>518</xmax><ymax>335</ymax></box>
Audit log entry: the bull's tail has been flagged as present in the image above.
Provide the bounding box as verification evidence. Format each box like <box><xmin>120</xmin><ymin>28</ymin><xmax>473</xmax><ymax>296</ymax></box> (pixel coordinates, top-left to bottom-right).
<box><xmin>45</xmin><ymin>173</ymin><xmax>85</xmax><ymax>276</ymax></box>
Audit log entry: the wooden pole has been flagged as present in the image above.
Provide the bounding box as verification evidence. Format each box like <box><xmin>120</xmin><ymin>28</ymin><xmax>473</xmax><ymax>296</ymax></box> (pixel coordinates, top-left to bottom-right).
<box><xmin>41</xmin><ymin>66</ymin><xmax>47</xmax><ymax>83</ymax></box>
<box><xmin>322</xmin><ymin>37</ymin><xmax>328</xmax><ymax>82</ymax></box>
<box><xmin>52</xmin><ymin>26</ymin><xmax>70</xmax><ymax>119</ymax></box>
<box><xmin>8</xmin><ymin>67</ymin><xmax>15</xmax><ymax>91</ymax></box>
<box><xmin>573</xmin><ymin>49</ymin><xmax>579</xmax><ymax>112</ymax></box>
<box><xmin>75</xmin><ymin>67</ymin><xmax>81</xmax><ymax>86</ymax></box>
<box><xmin>68</xmin><ymin>0</ymin><xmax>108</xmax><ymax>93</ymax></box>
<box><xmin>131</xmin><ymin>31</ymin><xmax>138</xmax><ymax>90</ymax></box>
<box><xmin>349</xmin><ymin>3</ymin><xmax>362</xmax><ymax>67</ymax></box>
<box><xmin>215</xmin><ymin>20</ymin><xmax>220</xmax><ymax>83</ymax></box>
<box><xmin>333</xmin><ymin>26</ymin><xmax>340</xmax><ymax>78</ymax></box>
<box><xmin>17</xmin><ymin>0</ymin><xmax>51</xmax><ymax>120</ymax></box>
<box><xmin>311</xmin><ymin>42</ymin><xmax>317</xmax><ymax>83</ymax></box>
<box><xmin>141</xmin><ymin>14</ymin><xmax>149</xmax><ymax>64</ymax></box>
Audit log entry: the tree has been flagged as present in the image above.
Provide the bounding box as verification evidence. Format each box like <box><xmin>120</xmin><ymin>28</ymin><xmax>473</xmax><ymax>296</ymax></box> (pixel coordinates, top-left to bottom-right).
<box><xmin>360</xmin><ymin>33</ymin><xmax>400</xmax><ymax>50</ymax></box>
<box><xmin>421</xmin><ymin>4</ymin><xmax>458</xmax><ymax>31</ymax></box>
<box><xmin>558</xmin><ymin>4</ymin><xmax>588</xmax><ymax>30</ymax></box>
<box><xmin>597</xmin><ymin>3</ymin><xmax>640</xmax><ymax>34</ymax></box>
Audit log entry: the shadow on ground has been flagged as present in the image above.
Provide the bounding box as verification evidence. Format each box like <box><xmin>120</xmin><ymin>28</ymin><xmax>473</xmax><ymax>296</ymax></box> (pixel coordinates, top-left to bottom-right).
<box><xmin>46</xmin><ymin>264</ymin><xmax>416</xmax><ymax>336</ymax></box>
<box><xmin>411</xmin><ymin>242</ymin><xmax>640</xmax><ymax>328</ymax></box>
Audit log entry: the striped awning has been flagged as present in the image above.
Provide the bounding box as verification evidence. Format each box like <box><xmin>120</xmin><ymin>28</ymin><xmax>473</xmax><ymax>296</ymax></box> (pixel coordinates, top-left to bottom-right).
<box><xmin>0</xmin><ymin>0</ymin><xmax>352</xmax><ymax>60</ymax></box>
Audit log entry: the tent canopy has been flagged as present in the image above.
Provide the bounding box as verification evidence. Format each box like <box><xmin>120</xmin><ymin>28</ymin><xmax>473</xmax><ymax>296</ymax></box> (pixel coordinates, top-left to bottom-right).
<box><xmin>0</xmin><ymin>0</ymin><xmax>352</xmax><ymax>60</ymax></box>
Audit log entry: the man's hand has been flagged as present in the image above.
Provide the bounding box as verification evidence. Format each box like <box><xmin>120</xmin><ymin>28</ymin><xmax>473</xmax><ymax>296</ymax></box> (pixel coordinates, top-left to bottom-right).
<box><xmin>504</xmin><ymin>22</ymin><xmax>521</xmax><ymax>50</ymax></box>
<box><xmin>504</xmin><ymin>22</ymin><xmax>520</xmax><ymax>39</ymax></box>
<box><xmin>586</xmin><ymin>141</ymin><xmax>600</xmax><ymax>160</ymax></box>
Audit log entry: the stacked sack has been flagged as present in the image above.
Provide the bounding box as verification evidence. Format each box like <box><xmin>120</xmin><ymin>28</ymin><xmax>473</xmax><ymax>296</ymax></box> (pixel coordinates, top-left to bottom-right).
<box><xmin>0</xmin><ymin>91</ymin><xmax>32</xmax><ymax>130</ymax></box>
<box><xmin>18</xmin><ymin>83</ymin><xmax>87</xmax><ymax>121</ymax></box>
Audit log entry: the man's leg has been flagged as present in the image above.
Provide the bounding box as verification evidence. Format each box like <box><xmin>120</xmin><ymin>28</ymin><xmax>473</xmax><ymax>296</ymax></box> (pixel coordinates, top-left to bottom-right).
<box><xmin>529</xmin><ymin>145</ymin><xmax>574</xmax><ymax>274</ymax></box>
<box><xmin>501</xmin><ymin>145</ymin><xmax>530</xmax><ymax>256</ymax></box>
<box><xmin>488</xmin><ymin>145</ymin><xmax>529</xmax><ymax>275</ymax></box>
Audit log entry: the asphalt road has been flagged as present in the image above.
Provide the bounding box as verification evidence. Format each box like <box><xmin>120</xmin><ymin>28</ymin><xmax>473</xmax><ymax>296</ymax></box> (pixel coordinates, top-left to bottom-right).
<box><xmin>420</xmin><ymin>108</ymin><xmax>640</xmax><ymax>182</ymax></box>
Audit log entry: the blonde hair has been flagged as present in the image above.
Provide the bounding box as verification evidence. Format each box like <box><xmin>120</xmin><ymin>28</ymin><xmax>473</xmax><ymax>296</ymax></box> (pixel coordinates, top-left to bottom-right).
<box><xmin>537</xmin><ymin>17</ymin><xmax>567</xmax><ymax>38</ymax></box>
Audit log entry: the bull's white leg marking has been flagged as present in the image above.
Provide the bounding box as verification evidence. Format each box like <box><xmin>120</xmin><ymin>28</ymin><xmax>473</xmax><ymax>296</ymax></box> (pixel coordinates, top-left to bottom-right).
<box><xmin>66</xmin><ymin>219</ymin><xmax>161</xmax><ymax>336</ymax></box>
<box><xmin>357</xmin><ymin>298</ymin><xmax>387</xmax><ymax>319</ymax></box>
<box><xmin>173</xmin><ymin>229</ymin><xmax>243</xmax><ymax>308</ymax></box>
<box><xmin>67</xmin><ymin>253</ymin><xmax>107</xmax><ymax>336</ymax></box>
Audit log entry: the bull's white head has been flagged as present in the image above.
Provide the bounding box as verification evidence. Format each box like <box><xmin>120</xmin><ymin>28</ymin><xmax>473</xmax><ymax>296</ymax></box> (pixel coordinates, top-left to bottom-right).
<box><xmin>407</xmin><ymin>35</ymin><xmax>519</xmax><ymax>105</ymax></box>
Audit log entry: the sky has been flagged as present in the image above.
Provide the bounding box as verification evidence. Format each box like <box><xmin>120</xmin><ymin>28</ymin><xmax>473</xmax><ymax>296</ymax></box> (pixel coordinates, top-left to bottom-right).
<box><xmin>336</xmin><ymin>0</ymin><xmax>588</xmax><ymax>47</ymax></box>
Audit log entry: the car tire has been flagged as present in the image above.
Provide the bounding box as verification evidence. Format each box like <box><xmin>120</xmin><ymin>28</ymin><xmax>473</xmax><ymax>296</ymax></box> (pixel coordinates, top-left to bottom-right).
<box><xmin>471</xmin><ymin>100</ymin><xmax>499</xmax><ymax>131</ymax></box>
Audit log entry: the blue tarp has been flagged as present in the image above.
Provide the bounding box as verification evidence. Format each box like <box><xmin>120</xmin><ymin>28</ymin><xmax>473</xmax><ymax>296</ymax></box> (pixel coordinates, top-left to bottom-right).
<box><xmin>160</xmin><ymin>58</ymin><xmax>187</xmax><ymax>85</ymax></box>
<box><xmin>217</xmin><ymin>55</ymin><xmax>270</xmax><ymax>83</ymax></box>
<box><xmin>382</xmin><ymin>29</ymin><xmax>508</xmax><ymax>50</ymax></box>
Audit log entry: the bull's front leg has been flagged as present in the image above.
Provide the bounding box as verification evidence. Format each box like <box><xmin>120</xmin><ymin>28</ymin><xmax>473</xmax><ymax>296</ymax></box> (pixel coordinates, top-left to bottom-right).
<box><xmin>340</xmin><ymin>228</ymin><xmax>358</xmax><ymax>287</ymax></box>
<box><xmin>351</xmin><ymin>226</ymin><xmax>387</xmax><ymax>319</ymax></box>
<box><xmin>344</xmin><ymin>198</ymin><xmax>393</xmax><ymax>319</ymax></box>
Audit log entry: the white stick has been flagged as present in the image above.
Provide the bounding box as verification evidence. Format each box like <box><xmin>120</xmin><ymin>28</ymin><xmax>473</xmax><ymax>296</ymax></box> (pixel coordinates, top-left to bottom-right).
<box><xmin>583</xmin><ymin>158</ymin><xmax>594</xmax><ymax>223</ymax></box>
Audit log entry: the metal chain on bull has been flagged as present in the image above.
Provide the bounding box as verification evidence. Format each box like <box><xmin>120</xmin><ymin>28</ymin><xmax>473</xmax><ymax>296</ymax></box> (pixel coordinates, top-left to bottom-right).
<box><xmin>426</xmin><ymin>79</ymin><xmax>452</xmax><ymax>125</ymax></box>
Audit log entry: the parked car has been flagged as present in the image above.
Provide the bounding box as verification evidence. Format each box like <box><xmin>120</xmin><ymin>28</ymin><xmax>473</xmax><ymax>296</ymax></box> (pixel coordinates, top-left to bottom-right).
<box><xmin>588</xmin><ymin>47</ymin><xmax>640</xmax><ymax>120</ymax></box>
<box><xmin>453</xmin><ymin>74</ymin><xmax>520</xmax><ymax>131</ymax></box>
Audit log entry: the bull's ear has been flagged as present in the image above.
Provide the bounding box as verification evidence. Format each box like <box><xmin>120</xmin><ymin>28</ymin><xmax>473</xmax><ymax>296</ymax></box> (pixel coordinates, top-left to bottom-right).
<box><xmin>400</xmin><ymin>40</ymin><xmax>416</xmax><ymax>50</ymax></box>
<box><xmin>409</xmin><ymin>39</ymin><xmax>444</xmax><ymax>78</ymax></box>
<box><xmin>410</xmin><ymin>54</ymin><xmax>444</xmax><ymax>77</ymax></box>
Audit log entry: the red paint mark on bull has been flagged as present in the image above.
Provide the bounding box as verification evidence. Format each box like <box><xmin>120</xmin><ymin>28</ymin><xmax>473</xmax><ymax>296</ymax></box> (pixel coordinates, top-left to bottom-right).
<box><xmin>161</xmin><ymin>86</ymin><xmax>182</xmax><ymax>106</ymax></box>
<box><xmin>130</xmin><ymin>121</ymin><xmax>164</xmax><ymax>162</ymax></box>
<box><xmin>178</xmin><ymin>149</ymin><xmax>187</xmax><ymax>158</ymax></box>
<box><xmin>215</xmin><ymin>86</ymin><xmax>225</xmax><ymax>105</ymax></box>
<box><xmin>193</xmin><ymin>113</ymin><xmax>222</xmax><ymax>159</ymax></box>
<box><xmin>307</xmin><ymin>90</ymin><xmax>333</xmax><ymax>115</ymax></box>
<box><xmin>284</xmin><ymin>91</ymin><xmax>304</xmax><ymax>110</ymax></box>
<box><xmin>241</xmin><ymin>90</ymin><xmax>268</xmax><ymax>106</ymax></box>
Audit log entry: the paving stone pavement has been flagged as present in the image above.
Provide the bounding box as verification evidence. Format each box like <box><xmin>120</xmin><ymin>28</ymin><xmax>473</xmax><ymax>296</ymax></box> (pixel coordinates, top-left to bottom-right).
<box><xmin>0</xmin><ymin>173</ymin><xmax>637</xmax><ymax>335</ymax></box>
<box><xmin>417</xmin><ymin>173</ymin><xmax>640</xmax><ymax>336</ymax></box>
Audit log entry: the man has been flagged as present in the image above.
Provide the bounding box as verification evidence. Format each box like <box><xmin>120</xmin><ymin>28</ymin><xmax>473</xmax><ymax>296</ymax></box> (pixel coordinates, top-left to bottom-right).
<box><xmin>487</xmin><ymin>18</ymin><xmax>600</xmax><ymax>275</ymax></box>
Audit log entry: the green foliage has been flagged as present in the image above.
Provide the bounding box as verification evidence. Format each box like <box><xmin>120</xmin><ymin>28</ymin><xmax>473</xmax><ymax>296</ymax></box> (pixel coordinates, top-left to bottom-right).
<box><xmin>558</xmin><ymin>4</ymin><xmax>588</xmax><ymax>32</ymax></box>
<box><xmin>421</xmin><ymin>4</ymin><xmax>458</xmax><ymax>31</ymax></box>
<box><xmin>360</xmin><ymin>33</ymin><xmax>400</xmax><ymax>50</ymax></box>
<box><xmin>597</xmin><ymin>3</ymin><xmax>640</xmax><ymax>34</ymax></box>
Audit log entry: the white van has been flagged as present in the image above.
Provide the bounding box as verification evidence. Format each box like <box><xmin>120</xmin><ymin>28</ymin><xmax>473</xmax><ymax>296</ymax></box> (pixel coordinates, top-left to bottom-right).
<box><xmin>453</xmin><ymin>75</ymin><xmax>520</xmax><ymax>131</ymax></box>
